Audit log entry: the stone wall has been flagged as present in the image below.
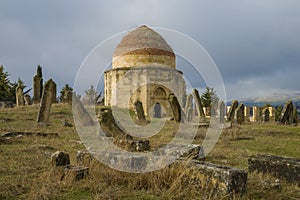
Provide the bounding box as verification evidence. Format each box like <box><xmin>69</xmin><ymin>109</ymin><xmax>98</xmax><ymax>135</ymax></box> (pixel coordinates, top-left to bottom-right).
<box><xmin>104</xmin><ymin>66</ymin><xmax>185</xmax><ymax>117</ymax></box>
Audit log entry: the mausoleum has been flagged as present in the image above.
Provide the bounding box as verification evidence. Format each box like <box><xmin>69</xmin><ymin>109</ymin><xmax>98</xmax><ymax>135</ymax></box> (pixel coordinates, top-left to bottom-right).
<box><xmin>104</xmin><ymin>25</ymin><xmax>186</xmax><ymax>117</ymax></box>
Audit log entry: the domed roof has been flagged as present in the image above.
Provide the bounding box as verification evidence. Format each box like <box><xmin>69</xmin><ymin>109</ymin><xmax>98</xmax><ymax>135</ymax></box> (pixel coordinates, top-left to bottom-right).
<box><xmin>112</xmin><ymin>25</ymin><xmax>176</xmax><ymax>69</ymax></box>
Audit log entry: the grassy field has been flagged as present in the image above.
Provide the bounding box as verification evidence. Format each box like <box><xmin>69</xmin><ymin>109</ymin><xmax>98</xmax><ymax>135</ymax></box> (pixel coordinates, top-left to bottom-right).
<box><xmin>0</xmin><ymin>104</ymin><xmax>299</xmax><ymax>199</ymax></box>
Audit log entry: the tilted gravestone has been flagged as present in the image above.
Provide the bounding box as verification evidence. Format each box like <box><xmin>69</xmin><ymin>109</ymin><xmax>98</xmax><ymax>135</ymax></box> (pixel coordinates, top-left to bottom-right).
<box><xmin>218</xmin><ymin>100</ymin><xmax>225</xmax><ymax>124</ymax></box>
<box><xmin>134</xmin><ymin>100</ymin><xmax>145</xmax><ymax>121</ymax></box>
<box><xmin>72</xmin><ymin>94</ymin><xmax>95</xmax><ymax>126</ymax></box>
<box><xmin>235</xmin><ymin>103</ymin><xmax>245</xmax><ymax>125</ymax></box>
<box><xmin>192</xmin><ymin>89</ymin><xmax>205</xmax><ymax>121</ymax></box>
<box><xmin>37</xmin><ymin>79</ymin><xmax>56</xmax><ymax>123</ymax></box>
<box><xmin>168</xmin><ymin>94</ymin><xmax>183</xmax><ymax>122</ymax></box>
<box><xmin>16</xmin><ymin>83</ymin><xmax>25</xmax><ymax>107</ymax></box>
<box><xmin>184</xmin><ymin>94</ymin><xmax>193</xmax><ymax>113</ymax></box>
<box><xmin>33</xmin><ymin>65</ymin><xmax>43</xmax><ymax>104</ymax></box>
<box><xmin>263</xmin><ymin>108</ymin><xmax>270</xmax><ymax>122</ymax></box>
<box><xmin>279</xmin><ymin>101</ymin><xmax>294</xmax><ymax>125</ymax></box>
<box><xmin>226</xmin><ymin>100</ymin><xmax>238</xmax><ymax>123</ymax></box>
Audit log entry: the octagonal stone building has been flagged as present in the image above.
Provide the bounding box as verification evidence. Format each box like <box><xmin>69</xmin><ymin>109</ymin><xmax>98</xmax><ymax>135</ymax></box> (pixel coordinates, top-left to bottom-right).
<box><xmin>104</xmin><ymin>25</ymin><xmax>186</xmax><ymax>118</ymax></box>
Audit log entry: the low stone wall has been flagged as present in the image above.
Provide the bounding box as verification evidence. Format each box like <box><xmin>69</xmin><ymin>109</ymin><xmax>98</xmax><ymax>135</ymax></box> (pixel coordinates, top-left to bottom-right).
<box><xmin>248</xmin><ymin>154</ymin><xmax>300</xmax><ymax>184</ymax></box>
<box><xmin>182</xmin><ymin>160</ymin><xmax>248</xmax><ymax>196</ymax></box>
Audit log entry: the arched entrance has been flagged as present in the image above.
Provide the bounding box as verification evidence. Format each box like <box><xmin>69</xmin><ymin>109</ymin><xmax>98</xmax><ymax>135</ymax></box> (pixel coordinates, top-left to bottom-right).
<box><xmin>154</xmin><ymin>103</ymin><xmax>161</xmax><ymax>118</ymax></box>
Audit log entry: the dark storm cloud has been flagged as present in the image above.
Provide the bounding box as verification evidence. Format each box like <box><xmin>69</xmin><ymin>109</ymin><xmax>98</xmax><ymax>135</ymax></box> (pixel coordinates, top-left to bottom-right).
<box><xmin>0</xmin><ymin>0</ymin><xmax>299</xmax><ymax>99</ymax></box>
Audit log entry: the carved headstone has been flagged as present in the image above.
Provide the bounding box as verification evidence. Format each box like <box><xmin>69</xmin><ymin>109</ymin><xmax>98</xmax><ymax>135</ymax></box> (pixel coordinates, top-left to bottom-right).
<box><xmin>134</xmin><ymin>100</ymin><xmax>145</xmax><ymax>121</ymax></box>
<box><xmin>72</xmin><ymin>94</ymin><xmax>95</xmax><ymax>126</ymax></box>
<box><xmin>252</xmin><ymin>106</ymin><xmax>261</xmax><ymax>123</ymax></box>
<box><xmin>37</xmin><ymin>79</ymin><xmax>56</xmax><ymax>123</ymax></box>
<box><xmin>235</xmin><ymin>103</ymin><xmax>245</xmax><ymax>125</ymax></box>
<box><xmin>33</xmin><ymin>65</ymin><xmax>43</xmax><ymax>104</ymax></box>
<box><xmin>168</xmin><ymin>94</ymin><xmax>182</xmax><ymax>122</ymax></box>
<box><xmin>52</xmin><ymin>81</ymin><xmax>57</xmax><ymax>103</ymax></box>
<box><xmin>185</xmin><ymin>94</ymin><xmax>193</xmax><ymax>113</ymax></box>
<box><xmin>186</xmin><ymin>107</ymin><xmax>193</xmax><ymax>122</ymax></box>
<box><xmin>192</xmin><ymin>89</ymin><xmax>205</xmax><ymax>121</ymax></box>
<box><xmin>279</xmin><ymin>101</ymin><xmax>294</xmax><ymax>125</ymax></box>
<box><xmin>24</xmin><ymin>94</ymin><xmax>32</xmax><ymax>105</ymax></box>
<box><xmin>51</xmin><ymin>151</ymin><xmax>70</xmax><ymax>167</ymax></box>
<box><xmin>218</xmin><ymin>100</ymin><xmax>225</xmax><ymax>124</ymax></box>
<box><xmin>226</xmin><ymin>100</ymin><xmax>238</xmax><ymax>123</ymax></box>
<box><xmin>16</xmin><ymin>83</ymin><xmax>24</xmax><ymax>107</ymax></box>
<box><xmin>244</xmin><ymin>106</ymin><xmax>250</xmax><ymax>122</ymax></box>
<box><xmin>263</xmin><ymin>108</ymin><xmax>270</xmax><ymax>122</ymax></box>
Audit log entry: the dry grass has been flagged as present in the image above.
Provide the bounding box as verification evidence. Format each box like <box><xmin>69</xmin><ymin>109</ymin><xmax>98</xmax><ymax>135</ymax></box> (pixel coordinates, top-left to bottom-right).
<box><xmin>0</xmin><ymin>104</ymin><xmax>300</xmax><ymax>199</ymax></box>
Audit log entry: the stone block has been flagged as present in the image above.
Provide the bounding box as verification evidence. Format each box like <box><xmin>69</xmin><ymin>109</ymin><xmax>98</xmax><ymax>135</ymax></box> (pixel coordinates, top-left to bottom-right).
<box><xmin>51</xmin><ymin>151</ymin><xmax>70</xmax><ymax>167</ymax></box>
<box><xmin>248</xmin><ymin>154</ymin><xmax>300</xmax><ymax>184</ymax></box>
<box><xmin>183</xmin><ymin>160</ymin><xmax>248</xmax><ymax>196</ymax></box>
<box><xmin>64</xmin><ymin>165</ymin><xmax>89</xmax><ymax>181</ymax></box>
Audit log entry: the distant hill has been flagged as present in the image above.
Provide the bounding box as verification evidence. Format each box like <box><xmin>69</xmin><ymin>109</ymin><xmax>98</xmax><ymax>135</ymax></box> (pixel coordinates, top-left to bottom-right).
<box><xmin>226</xmin><ymin>92</ymin><xmax>300</xmax><ymax>116</ymax></box>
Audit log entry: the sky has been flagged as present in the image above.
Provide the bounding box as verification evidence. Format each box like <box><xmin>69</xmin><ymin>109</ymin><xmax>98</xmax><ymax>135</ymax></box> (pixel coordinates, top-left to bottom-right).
<box><xmin>1</xmin><ymin>0</ymin><xmax>300</xmax><ymax>101</ymax></box>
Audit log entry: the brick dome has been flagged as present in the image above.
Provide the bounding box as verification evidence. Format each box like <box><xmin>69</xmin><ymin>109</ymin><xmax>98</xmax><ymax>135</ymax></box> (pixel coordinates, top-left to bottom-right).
<box><xmin>112</xmin><ymin>25</ymin><xmax>176</xmax><ymax>69</ymax></box>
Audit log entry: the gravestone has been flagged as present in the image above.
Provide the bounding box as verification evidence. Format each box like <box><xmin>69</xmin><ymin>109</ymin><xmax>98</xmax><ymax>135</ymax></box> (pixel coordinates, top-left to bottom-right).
<box><xmin>248</xmin><ymin>154</ymin><xmax>300</xmax><ymax>184</ymax></box>
<box><xmin>186</xmin><ymin>107</ymin><xmax>193</xmax><ymax>122</ymax></box>
<box><xmin>235</xmin><ymin>103</ymin><xmax>245</xmax><ymax>125</ymax></box>
<box><xmin>168</xmin><ymin>94</ymin><xmax>183</xmax><ymax>122</ymax></box>
<box><xmin>134</xmin><ymin>100</ymin><xmax>145</xmax><ymax>121</ymax></box>
<box><xmin>192</xmin><ymin>89</ymin><xmax>205</xmax><ymax>121</ymax></box>
<box><xmin>293</xmin><ymin>107</ymin><xmax>298</xmax><ymax>125</ymax></box>
<box><xmin>226</xmin><ymin>100</ymin><xmax>238</xmax><ymax>123</ymax></box>
<box><xmin>263</xmin><ymin>108</ymin><xmax>270</xmax><ymax>122</ymax></box>
<box><xmin>52</xmin><ymin>81</ymin><xmax>57</xmax><ymax>103</ymax></box>
<box><xmin>24</xmin><ymin>94</ymin><xmax>32</xmax><ymax>105</ymax></box>
<box><xmin>218</xmin><ymin>100</ymin><xmax>225</xmax><ymax>124</ymax></box>
<box><xmin>33</xmin><ymin>65</ymin><xmax>43</xmax><ymax>104</ymax></box>
<box><xmin>279</xmin><ymin>101</ymin><xmax>294</xmax><ymax>125</ymax></box>
<box><xmin>51</xmin><ymin>151</ymin><xmax>70</xmax><ymax>167</ymax></box>
<box><xmin>244</xmin><ymin>106</ymin><xmax>250</xmax><ymax>122</ymax></box>
<box><xmin>72</xmin><ymin>94</ymin><xmax>95</xmax><ymax>126</ymax></box>
<box><xmin>185</xmin><ymin>94</ymin><xmax>193</xmax><ymax>113</ymax></box>
<box><xmin>252</xmin><ymin>106</ymin><xmax>261</xmax><ymax>123</ymax></box>
<box><xmin>16</xmin><ymin>82</ymin><xmax>24</xmax><ymax>107</ymax></box>
<box><xmin>37</xmin><ymin>79</ymin><xmax>56</xmax><ymax>123</ymax></box>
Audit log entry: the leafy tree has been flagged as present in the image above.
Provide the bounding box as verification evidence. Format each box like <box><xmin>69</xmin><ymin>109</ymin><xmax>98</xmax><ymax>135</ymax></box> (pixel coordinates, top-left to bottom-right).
<box><xmin>0</xmin><ymin>65</ymin><xmax>12</xmax><ymax>101</ymax></box>
<box><xmin>200</xmin><ymin>87</ymin><xmax>219</xmax><ymax>107</ymax></box>
<box><xmin>59</xmin><ymin>84</ymin><xmax>73</xmax><ymax>103</ymax></box>
<box><xmin>83</xmin><ymin>85</ymin><xmax>103</xmax><ymax>105</ymax></box>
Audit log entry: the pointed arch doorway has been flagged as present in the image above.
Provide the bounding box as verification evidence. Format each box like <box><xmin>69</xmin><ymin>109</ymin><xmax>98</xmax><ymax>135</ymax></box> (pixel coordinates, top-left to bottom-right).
<box><xmin>154</xmin><ymin>103</ymin><xmax>161</xmax><ymax>118</ymax></box>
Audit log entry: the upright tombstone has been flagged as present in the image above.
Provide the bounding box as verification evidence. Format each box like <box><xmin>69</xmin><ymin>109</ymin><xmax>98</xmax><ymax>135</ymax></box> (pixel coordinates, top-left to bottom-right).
<box><xmin>184</xmin><ymin>94</ymin><xmax>193</xmax><ymax>113</ymax></box>
<box><xmin>192</xmin><ymin>89</ymin><xmax>205</xmax><ymax>121</ymax></box>
<box><xmin>168</xmin><ymin>94</ymin><xmax>182</xmax><ymax>122</ymax></box>
<box><xmin>186</xmin><ymin>107</ymin><xmax>193</xmax><ymax>122</ymax></box>
<box><xmin>244</xmin><ymin>106</ymin><xmax>250</xmax><ymax>122</ymax></box>
<box><xmin>134</xmin><ymin>100</ymin><xmax>145</xmax><ymax>121</ymax></box>
<box><xmin>279</xmin><ymin>101</ymin><xmax>294</xmax><ymax>125</ymax></box>
<box><xmin>226</xmin><ymin>100</ymin><xmax>238</xmax><ymax>123</ymax></box>
<box><xmin>235</xmin><ymin>103</ymin><xmax>245</xmax><ymax>125</ymax></box>
<box><xmin>293</xmin><ymin>107</ymin><xmax>298</xmax><ymax>125</ymax></box>
<box><xmin>218</xmin><ymin>100</ymin><xmax>225</xmax><ymax>124</ymax></box>
<box><xmin>33</xmin><ymin>65</ymin><xmax>43</xmax><ymax>104</ymax></box>
<box><xmin>24</xmin><ymin>94</ymin><xmax>32</xmax><ymax>105</ymax></box>
<box><xmin>263</xmin><ymin>108</ymin><xmax>270</xmax><ymax>122</ymax></box>
<box><xmin>252</xmin><ymin>106</ymin><xmax>261</xmax><ymax>123</ymax></box>
<box><xmin>52</xmin><ymin>81</ymin><xmax>57</xmax><ymax>103</ymax></box>
<box><xmin>16</xmin><ymin>82</ymin><xmax>25</xmax><ymax>107</ymax></box>
<box><xmin>37</xmin><ymin>79</ymin><xmax>56</xmax><ymax>123</ymax></box>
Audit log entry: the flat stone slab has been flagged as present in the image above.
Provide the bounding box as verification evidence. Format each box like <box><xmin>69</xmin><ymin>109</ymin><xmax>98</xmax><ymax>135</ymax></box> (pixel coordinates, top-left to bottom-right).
<box><xmin>1</xmin><ymin>132</ymin><xmax>59</xmax><ymax>138</ymax></box>
<box><xmin>248</xmin><ymin>154</ymin><xmax>300</xmax><ymax>184</ymax></box>
<box><xmin>182</xmin><ymin>160</ymin><xmax>247</xmax><ymax>196</ymax></box>
<box><xmin>64</xmin><ymin>165</ymin><xmax>89</xmax><ymax>181</ymax></box>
